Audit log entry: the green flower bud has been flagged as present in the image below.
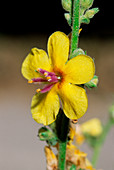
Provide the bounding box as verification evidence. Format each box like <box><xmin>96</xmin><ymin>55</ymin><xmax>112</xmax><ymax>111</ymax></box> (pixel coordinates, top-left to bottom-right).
<box><xmin>80</xmin><ymin>0</ymin><xmax>94</xmax><ymax>9</ymax></box>
<box><xmin>64</xmin><ymin>13</ymin><xmax>71</xmax><ymax>26</ymax></box>
<box><xmin>70</xmin><ymin>48</ymin><xmax>85</xmax><ymax>59</ymax></box>
<box><xmin>85</xmin><ymin>8</ymin><xmax>99</xmax><ymax>19</ymax></box>
<box><xmin>85</xmin><ymin>75</ymin><xmax>98</xmax><ymax>88</ymax></box>
<box><xmin>61</xmin><ymin>0</ymin><xmax>72</xmax><ymax>12</ymax></box>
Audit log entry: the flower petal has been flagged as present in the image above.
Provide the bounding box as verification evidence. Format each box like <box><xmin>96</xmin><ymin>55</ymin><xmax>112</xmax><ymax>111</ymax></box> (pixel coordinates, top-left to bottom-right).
<box><xmin>64</xmin><ymin>55</ymin><xmax>95</xmax><ymax>84</ymax></box>
<box><xmin>48</xmin><ymin>31</ymin><xmax>69</xmax><ymax>70</ymax></box>
<box><xmin>57</xmin><ymin>82</ymin><xmax>88</xmax><ymax>119</ymax></box>
<box><xmin>31</xmin><ymin>87</ymin><xmax>60</xmax><ymax>125</ymax></box>
<box><xmin>21</xmin><ymin>48</ymin><xmax>51</xmax><ymax>80</ymax></box>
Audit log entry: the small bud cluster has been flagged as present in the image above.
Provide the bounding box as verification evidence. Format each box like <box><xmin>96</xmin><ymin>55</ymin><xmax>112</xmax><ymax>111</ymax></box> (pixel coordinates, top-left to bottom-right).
<box><xmin>61</xmin><ymin>0</ymin><xmax>99</xmax><ymax>26</ymax></box>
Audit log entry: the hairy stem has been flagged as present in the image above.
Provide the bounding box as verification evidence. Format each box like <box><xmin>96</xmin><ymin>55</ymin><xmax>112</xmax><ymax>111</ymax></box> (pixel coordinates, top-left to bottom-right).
<box><xmin>58</xmin><ymin>141</ymin><xmax>67</xmax><ymax>170</ymax></box>
<box><xmin>70</xmin><ymin>0</ymin><xmax>80</xmax><ymax>56</ymax></box>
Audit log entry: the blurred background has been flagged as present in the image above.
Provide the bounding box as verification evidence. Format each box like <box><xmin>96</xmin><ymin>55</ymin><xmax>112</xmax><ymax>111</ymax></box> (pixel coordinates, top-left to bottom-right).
<box><xmin>0</xmin><ymin>0</ymin><xmax>114</xmax><ymax>170</ymax></box>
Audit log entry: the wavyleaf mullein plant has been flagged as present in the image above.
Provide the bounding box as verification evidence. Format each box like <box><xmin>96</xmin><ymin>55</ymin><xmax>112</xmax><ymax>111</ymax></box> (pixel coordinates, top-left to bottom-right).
<box><xmin>21</xmin><ymin>0</ymin><xmax>100</xmax><ymax>169</ymax></box>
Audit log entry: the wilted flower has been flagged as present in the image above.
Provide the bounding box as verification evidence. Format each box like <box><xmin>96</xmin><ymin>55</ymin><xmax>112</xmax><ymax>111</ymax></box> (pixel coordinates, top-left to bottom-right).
<box><xmin>66</xmin><ymin>144</ymin><xmax>87</xmax><ymax>169</ymax></box>
<box><xmin>44</xmin><ymin>146</ymin><xmax>57</xmax><ymax>170</ymax></box>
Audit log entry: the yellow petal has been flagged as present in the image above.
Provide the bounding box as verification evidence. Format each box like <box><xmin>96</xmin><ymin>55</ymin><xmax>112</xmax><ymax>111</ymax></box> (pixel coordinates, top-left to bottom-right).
<box><xmin>31</xmin><ymin>87</ymin><xmax>60</xmax><ymax>125</ymax></box>
<box><xmin>57</xmin><ymin>82</ymin><xmax>88</xmax><ymax>119</ymax></box>
<box><xmin>21</xmin><ymin>48</ymin><xmax>51</xmax><ymax>80</ymax></box>
<box><xmin>48</xmin><ymin>31</ymin><xmax>69</xmax><ymax>70</ymax></box>
<box><xmin>64</xmin><ymin>55</ymin><xmax>95</xmax><ymax>84</ymax></box>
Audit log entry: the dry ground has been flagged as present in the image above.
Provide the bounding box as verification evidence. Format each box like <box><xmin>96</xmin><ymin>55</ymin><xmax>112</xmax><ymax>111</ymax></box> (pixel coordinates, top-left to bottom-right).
<box><xmin>0</xmin><ymin>34</ymin><xmax>114</xmax><ymax>170</ymax></box>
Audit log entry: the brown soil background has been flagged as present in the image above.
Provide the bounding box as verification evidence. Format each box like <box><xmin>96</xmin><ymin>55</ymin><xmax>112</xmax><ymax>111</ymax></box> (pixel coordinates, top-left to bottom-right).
<box><xmin>0</xmin><ymin>34</ymin><xmax>114</xmax><ymax>170</ymax></box>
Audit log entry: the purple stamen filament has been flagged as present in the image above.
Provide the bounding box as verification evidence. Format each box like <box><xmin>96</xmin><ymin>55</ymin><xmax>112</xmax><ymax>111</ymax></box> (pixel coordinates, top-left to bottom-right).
<box><xmin>28</xmin><ymin>68</ymin><xmax>61</xmax><ymax>93</ymax></box>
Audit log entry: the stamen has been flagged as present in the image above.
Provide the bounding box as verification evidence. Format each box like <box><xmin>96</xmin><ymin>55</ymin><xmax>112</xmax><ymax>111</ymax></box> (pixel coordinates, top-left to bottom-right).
<box><xmin>47</xmin><ymin>76</ymin><xmax>51</xmax><ymax>80</ymax></box>
<box><xmin>36</xmin><ymin>68</ymin><xmax>40</xmax><ymax>72</ymax></box>
<box><xmin>44</xmin><ymin>72</ymin><xmax>48</xmax><ymax>76</ymax></box>
<box><xmin>40</xmin><ymin>83</ymin><xmax>55</xmax><ymax>93</ymax></box>
<box><xmin>36</xmin><ymin>88</ymin><xmax>41</xmax><ymax>93</ymax></box>
<box><xmin>28</xmin><ymin>80</ymin><xmax>33</xmax><ymax>83</ymax></box>
<box><xmin>32</xmin><ymin>78</ymin><xmax>47</xmax><ymax>82</ymax></box>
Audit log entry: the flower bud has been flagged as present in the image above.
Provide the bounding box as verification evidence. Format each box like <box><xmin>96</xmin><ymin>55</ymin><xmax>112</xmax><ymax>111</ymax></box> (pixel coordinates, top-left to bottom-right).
<box><xmin>61</xmin><ymin>0</ymin><xmax>72</xmax><ymax>12</ymax></box>
<box><xmin>38</xmin><ymin>127</ymin><xmax>52</xmax><ymax>140</ymax></box>
<box><xmin>38</xmin><ymin>127</ymin><xmax>58</xmax><ymax>146</ymax></box>
<box><xmin>85</xmin><ymin>8</ymin><xmax>99</xmax><ymax>19</ymax></box>
<box><xmin>81</xmin><ymin>118</ymin><xmax>103</xmax><ymax>137</ymax></box>
<box><xmin>85</xmin><ymin>75</ymin><xmax>98</xmax><ymax>88</ymax></box>
<box><xmin>64</xmin><ymin>13</ymin><xmax>71</xmax><ymax>26</ymax></box>
<box><xmin>80</xmin><ymin>0</ymin><xmax>94</xmax><ymax>9</ymax></box>
<box><xmin>70</xmin><ymin>48</ymin><xmax>85</xmax><ymax>59</ymax></box>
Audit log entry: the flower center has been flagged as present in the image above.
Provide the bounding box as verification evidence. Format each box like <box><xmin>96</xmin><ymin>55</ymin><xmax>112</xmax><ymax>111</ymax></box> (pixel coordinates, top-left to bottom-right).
<box><xmin>28</xmin><ymin>68</ymin><xmax>61</xmax><ymax>93</ymax></box>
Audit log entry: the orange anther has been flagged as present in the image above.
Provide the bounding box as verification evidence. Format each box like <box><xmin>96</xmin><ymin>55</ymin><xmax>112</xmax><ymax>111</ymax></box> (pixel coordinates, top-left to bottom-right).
<box><xmin>36</xmin><ymin>88</ymin><xmax>41</xmax><ymax>93</ymax></box>
<box><xmin>47</xmin><ymin>76</ymin><xmax>51</xmax><ymax>80</ymax></box>
<box><xmin>28</xmin><ymin>80</ymin><xmax>33</xmax><ymax>84</ymax></box>
<box><xmin>44</xmin><ymin>72</ymin><xmax>48</xmax><ymax>76</ymax></box>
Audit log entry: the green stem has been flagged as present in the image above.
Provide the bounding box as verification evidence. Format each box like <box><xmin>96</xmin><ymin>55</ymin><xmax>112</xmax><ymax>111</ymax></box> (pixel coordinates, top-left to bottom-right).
<box><xmin>57</xmin><ymin>0</ymin><xmax>81</xmax><ymax>169</ymax></box>
<box><xmin>70</xmin><ymin>0</ymin><xmax>80</xmax><ymax>56</ymax></box>
<box><xmin>91</xmin><ymin>119</ymin><xmax>113</xmax><ymax>167</ymax></box>
<box><xmin>58</xmin><ymin>141</ymin><xmax>67</xmax><ymax>170</ymax></box>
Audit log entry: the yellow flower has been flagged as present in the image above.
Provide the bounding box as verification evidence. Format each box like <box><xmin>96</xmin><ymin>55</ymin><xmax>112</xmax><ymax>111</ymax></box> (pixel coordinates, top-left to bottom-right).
<box><xmin>81</xmin><ymin>118</ymin><xmax>103</xmax><ymax>137</ymax></box>
<box><xmin>21</xmin><ymin>31</ymin><xmax>95</xmax><ymax>125</ymax></box>
<box><xmin>44</xmin><ymin>146</ymin><xmax>57</xmax><ymax>170</ymax></box>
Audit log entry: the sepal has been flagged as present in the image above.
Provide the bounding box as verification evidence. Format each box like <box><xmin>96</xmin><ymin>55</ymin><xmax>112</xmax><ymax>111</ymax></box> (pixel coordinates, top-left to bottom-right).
<box><xmin>38</xmin><ymin>127</ymin><xmax>58</xmax><ymax>146</ymax></box>
<box><xmin>85</xmin><ymin>75</ymin><xmax>98</xmax><ymax>88</ymax></box>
